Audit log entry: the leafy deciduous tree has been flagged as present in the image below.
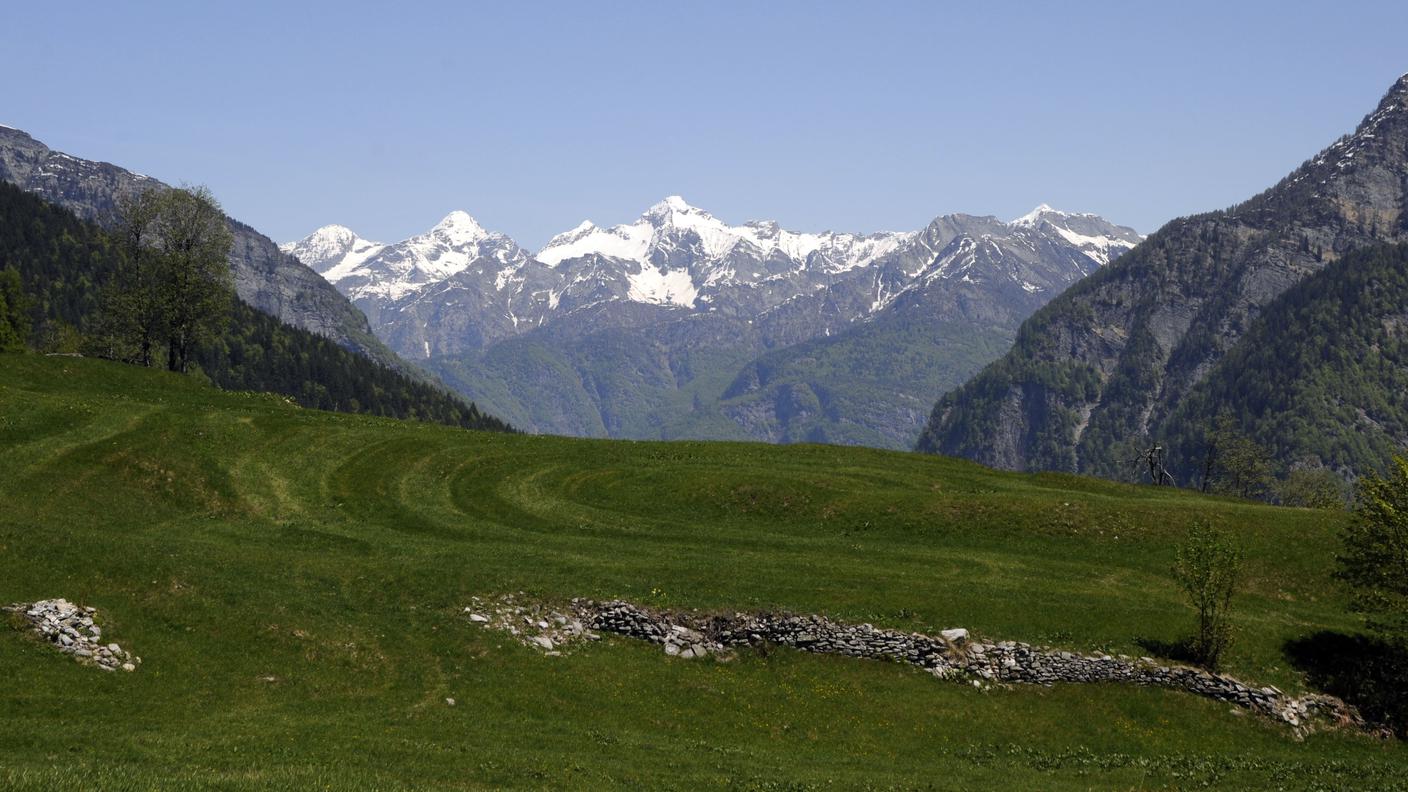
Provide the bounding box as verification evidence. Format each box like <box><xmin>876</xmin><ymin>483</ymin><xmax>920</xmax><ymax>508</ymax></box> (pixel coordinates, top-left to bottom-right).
<box><xmin>1199</xmin><ymin>414</ymin><xmax>1272</xmax><ymax>499</ymax></box>
<box><xmin>0</xmin><ymin>268</ymin><xmax>29</xmax><ymax>350</ymax></box>
<box><xmin>104</xmin><ymin>187</ymin><xmax>167</xmax><ymax>366</ymax></box>
<box><xmin>99</xmin><ymin>185</ymin><xmax>233</xmax><ymax>371</ymax></box>
<box><xmin>1338</xmin><ymin>457</ymin><xmax>1408</xmax><ymax>642</ymax></box>
<box><xmin>1276</xmin><ymin>468</ymin><xmax>1349</xmax><ymax>509</ymax></box>
<box><xmin>151</xmin><ymin>186</ymin><xmax>234</xmax><ymax>373</ymax></box>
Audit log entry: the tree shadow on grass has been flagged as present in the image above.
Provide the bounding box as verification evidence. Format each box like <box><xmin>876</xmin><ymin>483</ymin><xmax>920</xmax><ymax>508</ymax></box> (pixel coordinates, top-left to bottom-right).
<box><xmin>1284</xmin><ymin>631</ymin><xmax>1408</xmax><ymax>736</ymax></box>
<box><xmin>1134</xmin><ymin>636</ymin><xmax>1200</xmax><ymax>665</ymax></box>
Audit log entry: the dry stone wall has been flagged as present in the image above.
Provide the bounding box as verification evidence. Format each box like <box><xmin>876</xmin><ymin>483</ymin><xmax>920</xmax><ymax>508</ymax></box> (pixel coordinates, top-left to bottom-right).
<box><xmin>570</xmin><ymin>599</ymin><xmax>1361</xmax><ymax>732</ymax></box>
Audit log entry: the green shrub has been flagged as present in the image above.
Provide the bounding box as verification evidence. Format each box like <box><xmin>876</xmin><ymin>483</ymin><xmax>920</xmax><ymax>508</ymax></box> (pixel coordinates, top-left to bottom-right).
<box><xmin>1173</xmin><ymin>521</ymin><xmax>1243</xmax><ymax>670</ymax></box>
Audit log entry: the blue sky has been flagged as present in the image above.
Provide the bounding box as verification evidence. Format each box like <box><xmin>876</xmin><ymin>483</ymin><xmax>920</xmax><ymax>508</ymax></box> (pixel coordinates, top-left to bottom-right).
<box><xmin>4</xmin><ymin>1</ymin><xmax>1405</xmax><ymax>248</ymax></box>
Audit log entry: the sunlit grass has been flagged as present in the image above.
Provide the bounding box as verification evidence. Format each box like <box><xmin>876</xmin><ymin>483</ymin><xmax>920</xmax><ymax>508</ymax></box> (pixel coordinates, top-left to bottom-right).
<box><xmin>0</xmin><ymin>353</ymin><xmax>1402</xmax><ymax>789</ymax></box>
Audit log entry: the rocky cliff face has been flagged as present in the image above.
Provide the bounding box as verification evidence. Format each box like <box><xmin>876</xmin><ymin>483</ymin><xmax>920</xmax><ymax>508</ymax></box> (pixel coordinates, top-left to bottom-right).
<box><xmin>917</xmin><ymin>74</ymin><xmax>1408</xmax><ymax>475</ymax></box>
<box><xmin>0</xmin><ymin>126</ymin><xmax>396</xmax><ymax>366</ymax></box>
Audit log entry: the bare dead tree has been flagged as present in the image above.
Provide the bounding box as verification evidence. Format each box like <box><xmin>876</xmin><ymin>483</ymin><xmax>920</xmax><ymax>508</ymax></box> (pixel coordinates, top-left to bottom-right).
<box><xmin>1131</xmin><ymin>443</ymin><xmax>1175</xmax><ymax>486</ymax></box>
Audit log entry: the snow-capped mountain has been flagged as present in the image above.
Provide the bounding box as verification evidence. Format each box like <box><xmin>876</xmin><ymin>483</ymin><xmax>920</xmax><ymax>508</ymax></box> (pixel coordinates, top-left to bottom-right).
<box><xmin>285</xmin><ymin>198</ymin><xmax>1139</xmax><ymax>361</ymax></box>
<box><xmin>885</xmin><ymin>207</ymin><xmax>1140</xmax><ymax>301</ymax></box>
<box><xmin>280</xmin><ymin>225</ymin><xmax>386</xmax><ymax>284</ymax></box>
<box><xmin>282</xmin><ymin>211</ymin><xmax>530</xmax><ymax>302</ymax></box>
<box><xmin>535</xmin><ymin>196</ymin><xmax>914</xmax><ymax>310</ymax></box>
<box><xmin>283</xmin><ymin>196</ymin><xmax>1139</xmax><ymax>447</ymax></box>
<box><xmin>285</xmin><ymin>196</ymin><xmax>1139</xmax><ymax>362</ymax></box>
<box><xmin>1009</xmin><ymin>204</ymin><xmax>1143</xmax><ymax>266</ymax></box>
<box><xmin>282</xmin><ymin>211</ymin><xmax>548</xmax><ymax>358</ymax></box>
<box><xmin>742</xmin><ymin>206</ymin><xmax>1142</xmax><ymax>351</ymax></box>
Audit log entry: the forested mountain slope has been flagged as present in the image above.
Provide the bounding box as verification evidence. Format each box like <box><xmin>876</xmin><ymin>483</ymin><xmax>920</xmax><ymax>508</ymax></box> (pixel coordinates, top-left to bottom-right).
<box><xmin>1160</xmin><ymin>243</ymin><xmax>1408</xmax><ymax>479</ymax></box>
<box><xmin>0</xmin><ymin>180</ymin><xmax>510</xmax><ymax>431</ymax></box>
<box><xmin>0</xmin><ymin>125</ymin><xmax>401</xmax><ymax>369</ymax></box>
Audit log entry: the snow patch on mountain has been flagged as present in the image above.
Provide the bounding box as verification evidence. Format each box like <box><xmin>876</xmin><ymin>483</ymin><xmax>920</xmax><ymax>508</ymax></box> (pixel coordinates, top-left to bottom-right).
<box><xmin>1008</xmin><ymin>204</ymin><xmax>1140</xmax><ymax>265</ymax></box>
<box><xmin>628</xmin><ymin>263</ymin><xmax>698</xmax><ymax>307</ymax></box>
<box><xmin>1047</xmin><ymin>224</ymin><xmax>1133</xmax><ymax>266</ymax></box>
<box><xmin>535</xmin><ymin>196</ymin><xmax>913</xmax><ymax>278</ymax></box>
<box><xmin>537</xmin><ymin>219</ymin><xmax>653</xmax><ymax>267</ymax></box>
<box><xmin>1010</xmin><ymin>203</ymin><xmax>1061</xmax><ymax>227</ymax></box>
<box><xmin>280</xmin><ymin>225</ymin><xmax>386</xmax><ymax>280</ymax></box>
<box><xmin>430</xmin><ymin>210</ymin><xmax>489</xmax><ymax>246</ymax></box>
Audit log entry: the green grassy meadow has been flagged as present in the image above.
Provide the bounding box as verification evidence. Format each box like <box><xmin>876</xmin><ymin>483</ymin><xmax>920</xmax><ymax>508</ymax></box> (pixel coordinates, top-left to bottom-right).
<box><xmin>1</xmin><ymin>353</ymin><xmax>1404</xmax><ymax>789</ymax></box>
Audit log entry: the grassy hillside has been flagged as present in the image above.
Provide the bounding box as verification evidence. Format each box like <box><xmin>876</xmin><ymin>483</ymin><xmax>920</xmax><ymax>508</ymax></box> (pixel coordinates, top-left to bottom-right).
<box><xmin>1</xmin><ymin>353</ymin><xmax>1404</xmax><ymax>789</ymax></box>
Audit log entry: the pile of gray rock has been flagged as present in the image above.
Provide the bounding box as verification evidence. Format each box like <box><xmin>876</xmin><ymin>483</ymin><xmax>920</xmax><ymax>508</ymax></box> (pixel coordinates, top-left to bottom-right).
<box><xmin>463</xmin><ymin>593</ymin><xmax>599</xmax><ymax>655</ymax></box>
<box><xmin>5</xmin><ymin>599</ymin><xmax>140</xmax><ymax>672</ymax></box>
<box><xmin>570</xmin><ymin>599</ymin><xmax>1361</xmax><ymax>732</ymax></box>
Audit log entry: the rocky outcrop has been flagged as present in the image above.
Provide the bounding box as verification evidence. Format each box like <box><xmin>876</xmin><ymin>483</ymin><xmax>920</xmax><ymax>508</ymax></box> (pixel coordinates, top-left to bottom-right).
<box><xmin>5</xmin><ymin>599</ymin><xmax>140</xmax><ymax>672</ymax></box>
<box><xmin>567</xmin><ymin>599</ymin><xmax>1361</xmax><ymax>733</ymax></box>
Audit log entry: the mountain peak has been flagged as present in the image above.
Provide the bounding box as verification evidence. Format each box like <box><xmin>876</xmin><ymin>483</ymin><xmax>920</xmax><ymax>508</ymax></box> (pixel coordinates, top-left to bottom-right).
<box><xmin>1368</xmin><ymin>72</ymin><xmax>1408</xmax><ymax>117</ymax></box>
<box><xmin>309</xmin><ymin>223</ymin><xmax>357</xmax><ymax>241</ymax></box>
<box><xmin>281</xmin><ymin>224</ymin><xmax>386</xmax><ymax>277</ymax></box>
<box><xmin>1353</xmin><ymin>73</ymin><xmax>1408</xmax><ymax>135</ymax></box>
<box><xmin>656</xmin><ymin>195</ymin><xmax>692</xmax><ymax>211</ymax></box>
<box><xmin>281</xmin><ymin>223</ymin><xmax>367</xmax><ymax>257</ymax></box>
<box><xmin>1293</xmin><ymin>74</ymin><xmax>1408</xmax><ymax>184</ymax></box>
<box><xmin>1009</xmin><ymin>204</ymin><xmax>1066</xmax><ymax>227</ymax></box>
<box><xmin>643</xmin><ymin>195</ymin><xmax>710</xmax><ymax>222</ymax></box>
<box><xmin>537</xmin><ymin>220</ymin><xmax>603</xmax><ymax>262</ymax></box>
<box><xmin>432</xmin><ymin>210</ymin><xmax>488</xmax><ymax>243</ymax></box>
